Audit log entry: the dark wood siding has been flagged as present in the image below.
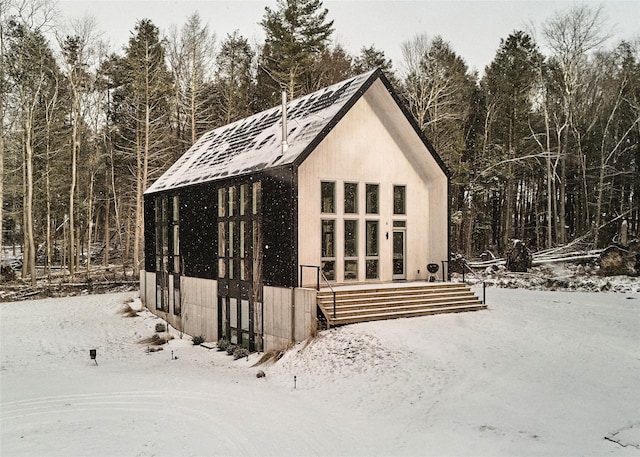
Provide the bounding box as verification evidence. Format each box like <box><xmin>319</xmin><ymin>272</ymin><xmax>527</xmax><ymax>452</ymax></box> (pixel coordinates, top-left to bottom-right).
<box><xmin>146</xmin><ymin>166</ymin><xmax>299</xmax><ymax>286</ymax></box>
<box><xmin>262</xmin><ymin>166</ymin><xmax>298</xmax><ymax>288</ymax></box>
<box><xmin>144</xmin><ymin>196</ymin><xmax>156</xmax><ymax>271</ymax></box>
<box><xmin>179</xmin><ymin>184</ymin><xmax>217</xmax><ymax>279</ymax></box>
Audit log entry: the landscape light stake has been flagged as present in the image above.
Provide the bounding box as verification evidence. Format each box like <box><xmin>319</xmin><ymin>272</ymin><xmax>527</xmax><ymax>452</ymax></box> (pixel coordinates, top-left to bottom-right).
<box><xmin>89</xmin><ymin>349</ymin><xmax>98</xmax><ymax>366</ymax></box>
<box><xmin>294</xmin><ymin>376</ymin><xmax>297</xmax><ymax>389</ymax></box>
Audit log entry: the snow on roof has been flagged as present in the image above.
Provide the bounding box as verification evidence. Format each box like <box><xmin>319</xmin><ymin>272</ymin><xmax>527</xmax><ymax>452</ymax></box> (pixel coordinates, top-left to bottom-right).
<box><xmin>146</xmin><ymin>69</ymin><xmax>378</xmax><ymax>194</ymax></box>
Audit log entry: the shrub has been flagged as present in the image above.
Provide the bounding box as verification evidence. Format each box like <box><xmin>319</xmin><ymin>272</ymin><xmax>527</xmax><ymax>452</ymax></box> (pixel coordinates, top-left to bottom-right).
<box><xmin>139</xmin><ymin>334</ymin><xmax>165</xmax><ymax>345</ymax></box>
<box><xmin>155</xmin><ymin>323</ymin><xmax>166</xmax><ymax>332</ymax></box>
<box><xmin>226</xmin><ymin>344</ymin><xmax>237</xmax><ymax>355</ymax></box>
<box><xmin>217</xmin><ymin>338</ymin><xmax>230</xmax><ymax>351</ymax></box>
<box><xmin>233</xmin><ymin>347</ymin><xmax>250</xmax><ymax>360</ymax></box>
<box><xmin>192</xmin><ymin>335</ymin><xmax>205</xmax><ymax>346</ymax></box>
<box><xmin>119</xmin><ymin>304</ymin><xmax>139</xmax><ymax>318</ymax></box>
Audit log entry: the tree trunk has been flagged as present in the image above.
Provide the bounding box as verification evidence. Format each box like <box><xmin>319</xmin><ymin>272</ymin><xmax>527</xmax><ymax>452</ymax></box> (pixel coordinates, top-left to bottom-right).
<box><xmin>69</xmin><ymin>98</ymin><xmax>78</xmax><ymax>279</ymax></box>
<box><xmin>124</xmin><ymin>214</ymin><xmax>131</xmax><ymax>278</ymax></box>
<box><xmin>190</xmin><ymin>51</ymin><xmax>196</xmax><ymax>144</ymax></box>
<box><xmin>109</xmin><ymin>148</ymin><xmax>122</xmax><ymax>259</ymax></box>
<box><xmin>86</xmin><ymin>169</ymin><xmax>95</xmax><ymax>278</ymax></box>
<box><xmin>559</xmin><ymin>153</ymin><xmax>567</xmax><ymax>245</ymax></box>
<box><xmin>24</xmin><ymin>123</ymin><xmax>36</xmax><ymax>286</ymax></box>
<box><xmin>503</xmin><ymin>162</ymin><xmax>514</xmax><ymax>251</ymax></box>
<box><xmin>134</xmin><ymin>126</ymin><xmax>142</xmax><ymax>276</ymax></box>
<box><xmin>104</xmin><ymin>169</ymin><xmax>110</xmax><ymax>267</ymax></box>
<box><xmin>45</xmin><ymin>133</ymin><xmax>52</xmax><ymax>279</ymax></box>
<box><xmin>543</xmin><ymin>103</ymin><xmax>553</xmax><ymax>248</ymax></box>
<box><xmin>22</xmin><ymin>137</ymin><xmax>28</xmax><ymax>280</ymax></box>
<box><xmin>0</xmin><ymin>94</ymin><xmax>3</xmax><ymax>270</ymax></box>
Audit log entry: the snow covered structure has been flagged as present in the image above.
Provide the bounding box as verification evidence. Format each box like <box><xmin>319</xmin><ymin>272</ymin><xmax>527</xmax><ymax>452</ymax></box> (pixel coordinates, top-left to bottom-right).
<box><xmin>140</xmin><ymin>69</ymin><xmax>450</xmax><ymax>351</ymax></box>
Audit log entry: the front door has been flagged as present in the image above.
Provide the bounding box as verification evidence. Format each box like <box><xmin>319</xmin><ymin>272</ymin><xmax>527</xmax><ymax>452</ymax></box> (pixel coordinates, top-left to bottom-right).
<box><xmin>392</xmin><ymin>229</ymin><xmax>406</xmax><ymax>280</ymax></box>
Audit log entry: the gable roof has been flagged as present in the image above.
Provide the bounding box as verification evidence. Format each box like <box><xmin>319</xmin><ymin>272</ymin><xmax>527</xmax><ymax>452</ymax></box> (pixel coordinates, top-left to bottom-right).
<box><xmin>145</xmin><ymin>69</ymin><xmax>448</xmax><ymax>195</ymax></box>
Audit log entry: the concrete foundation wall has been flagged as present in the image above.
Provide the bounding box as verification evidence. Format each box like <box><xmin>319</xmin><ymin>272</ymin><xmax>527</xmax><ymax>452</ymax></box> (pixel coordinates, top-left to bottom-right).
<box><xmin>294</xmin><ymin>288</ymin><xmax>317</xmax><ymax>342</ymax></box>
<box><xmin>263</xmin><ymin>286</ymin><xmax>317</xmax><ymax>352</ymax></box>
<box><xmin>140</xmin><ymin>271</ymin><xmax>156</xmax><ymax>308</ymax></box>
<box><xmin>141</xmin><ymin>275</ymin><xmax>316</xmax><ymax>351</ymax></box>
<box><xmin>140</xmin><ymin>272</ymin><xmax>218</xmax><ymax>343</ymax></box>
<box><xmin>180</xmin><ymin>276</ymin><xmax>218</xmax><ymax>341</ymax></box>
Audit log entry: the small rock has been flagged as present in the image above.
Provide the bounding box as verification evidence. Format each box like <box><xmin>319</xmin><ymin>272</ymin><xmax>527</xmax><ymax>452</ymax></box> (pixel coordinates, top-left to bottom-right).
<box><xmin>256</xmin><ymin>370</ymin><xmax>266</xmax><ymax>378</ymax></box>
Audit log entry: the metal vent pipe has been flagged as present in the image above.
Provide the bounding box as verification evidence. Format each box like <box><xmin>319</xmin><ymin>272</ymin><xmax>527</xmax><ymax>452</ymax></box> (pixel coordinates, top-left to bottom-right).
<box><xmin>281</xmin><ymin>89</ymin><xmax>289</xmax><ymax>153</ymax></box>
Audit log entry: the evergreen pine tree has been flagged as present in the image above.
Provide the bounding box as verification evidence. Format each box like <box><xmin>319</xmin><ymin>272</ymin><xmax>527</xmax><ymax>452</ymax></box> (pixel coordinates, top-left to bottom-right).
<box><xmin>257</xmin><ymin>0</ymin><xmax>334</xmax><ymax>106</ymax></box>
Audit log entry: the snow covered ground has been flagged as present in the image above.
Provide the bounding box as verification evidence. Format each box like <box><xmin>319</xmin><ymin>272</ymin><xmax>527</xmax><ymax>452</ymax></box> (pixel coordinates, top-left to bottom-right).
<box><xmin>1</xmin><ymin>286</ymin><xmax>639</xmax><ymax>456</ymax></box>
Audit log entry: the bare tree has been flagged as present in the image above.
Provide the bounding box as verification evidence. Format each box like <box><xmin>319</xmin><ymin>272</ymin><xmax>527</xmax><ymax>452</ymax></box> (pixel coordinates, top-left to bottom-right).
<box><xmin>543</xmin><ymin>4</ymin><xmax>611</xmax><ymax>244</ymax></box>
<box><xmin>0</xmin><ymin>0</ymin><xmax>9</xmax><ymax>268</ymax></box>
<box><xmin>400</xmin><ymin>34</ymin><xmax>472</xmax><ymax>152</ymax></box>
<box><xmin>4</xmin><ymin>2</ymin><xmax>57</xmax><ymax>285</ymax></box>
<box><xmin>166</xmin><ymin>12</ymin><xmax>216</xmax><ymax>150</ymax></box>
<box><xmin>122</xmin><ymin>19</ymin><xmax>173</xmax><ymax>277</ymax></box>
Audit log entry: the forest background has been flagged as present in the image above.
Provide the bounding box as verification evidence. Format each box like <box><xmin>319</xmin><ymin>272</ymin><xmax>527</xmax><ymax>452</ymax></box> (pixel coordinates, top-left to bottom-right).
<box><xmin>1</xmin><ymin>0</ymin><xmax>638</xmax><ymax>285</ymax></box>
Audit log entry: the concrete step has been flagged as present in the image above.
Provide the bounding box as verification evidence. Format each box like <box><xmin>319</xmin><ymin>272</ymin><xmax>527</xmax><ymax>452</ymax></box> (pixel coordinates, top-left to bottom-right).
<box><xmin>316</xmin><ymin>282</ymin><xmax>485</xmax><ymax>326</ymax></box>
<box><xmin>317</xmin><ymin>290</ymin><xmax>478</xmax><ymax>307</ymax></box>
<box><xmin>321</xmin><ymin>299</ymin><xmax>483</xmax><ymax>318</ymax></box>
<box><xmin>327</xmin><ymin>304</ymin><xmax>488</xmax><ymax>326</ymax></box>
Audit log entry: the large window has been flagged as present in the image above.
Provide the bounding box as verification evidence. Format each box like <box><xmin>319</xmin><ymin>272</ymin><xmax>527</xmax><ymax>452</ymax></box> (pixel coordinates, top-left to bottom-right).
<box><xmin>317</xmin><ymin>181</ymin><xmax>391</xmax><ymax>282</ymax></box>
<box><xmin>218</xmin><ymin>222</ymin><xmax>226</xmax><ymax>278</ymax></box>
<box><xmin>366</xmin><ymin>184</ymin><xmax>379</xmax><ymax>214</ymax></box>
<box><xmin>218</xmin><ymin>180</ymin><xmax>263</xmax><ymax>351</ymax></box>
<box><xmin>228</xmin><ymin>186</ymin><xmax>236</xmax><ymax>216</ymax></box>
<box><xmin>172</xmin><ymin>196</ymin><xmax>180</xmax><ymax>273</ymax></box>
<box><xmin>366</xmin><ymin>220</ymin><xmax>379</xmax><ymax>279</ymax></box>
<box><xmin>228</xmin><ymin>221</ymin><xmax>235</xmax><ymax>280</ymax></box>
<box><xmin>321</xmin><ymin>220</ymin><xmax>335</xmax><ymax>280</ymax></box>
<box><xmin>218</xmin><ymin>188</ymin><xmax>226</xmax><ymax>217</ymax></box>
<box><xmin>240</xmin><ymin>220</ymin><xmax>250</xmax><ymax>281</ymax></box>
<box><xmin>321</xmin><ymin>181</ymin><xmax>335</xmax><ymax>213</ymax></box>
<box><xmin>393</xmin><ymin>185</ymin><xmax>406</xmax><ymax>215</ymax></box>
<box><xmin>172</xmin><ymin>195</ymin><xmax>181</xmax><ymax>315</ymax></box>
<box><xmin>155</xmin><ymin>197</ymin><xmax>169</xmax><ymax>311</ymax></box>
<box><xmin>344</xmin><ymin>182</ymin><xmax>358</xmax><ymax>214</ymax></box>
<box><xmin>240</xmin><ymin>184</ymin><xmax>249</xmax><ymax>216</ymax></box>
<box><xmin>344</xmin><ymin>220</ymin><xmax>358</xmax><ymax>280</ymax></box>
<box><xmin>154</xmin><ymin>196</ymin><xmax>180</xmax><ymax>312</ymax></box>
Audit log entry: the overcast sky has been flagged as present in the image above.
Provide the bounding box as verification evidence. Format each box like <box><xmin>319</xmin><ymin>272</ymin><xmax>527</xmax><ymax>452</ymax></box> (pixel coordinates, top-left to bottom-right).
<box><xmin>56</xmin><ymin>0</ymin><xmax>640</xmax><ymax>75</ymax></box>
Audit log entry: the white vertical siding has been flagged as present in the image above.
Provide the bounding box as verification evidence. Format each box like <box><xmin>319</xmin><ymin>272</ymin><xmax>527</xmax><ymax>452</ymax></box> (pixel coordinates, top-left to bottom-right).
<box><xmin>297</xmin><ymin>81</ymin><xmax>448</xmax><ymax>284</ymax></box>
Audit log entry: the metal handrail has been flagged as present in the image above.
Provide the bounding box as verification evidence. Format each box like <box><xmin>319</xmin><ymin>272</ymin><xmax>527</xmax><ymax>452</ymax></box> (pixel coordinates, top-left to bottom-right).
<box><xmin>459</xmin><ymin>258</ymin><xmax>486</xmax><ymax>305</ymax></box>
<box><xmin>299</xmin><ymin>264</ymin><xmax>337</xmax><ymax>323</ymax></box>
<box><xmin>319</xmin><ymin>270</ymin><xmax>337</xmax><ymax>320</ymax></box>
